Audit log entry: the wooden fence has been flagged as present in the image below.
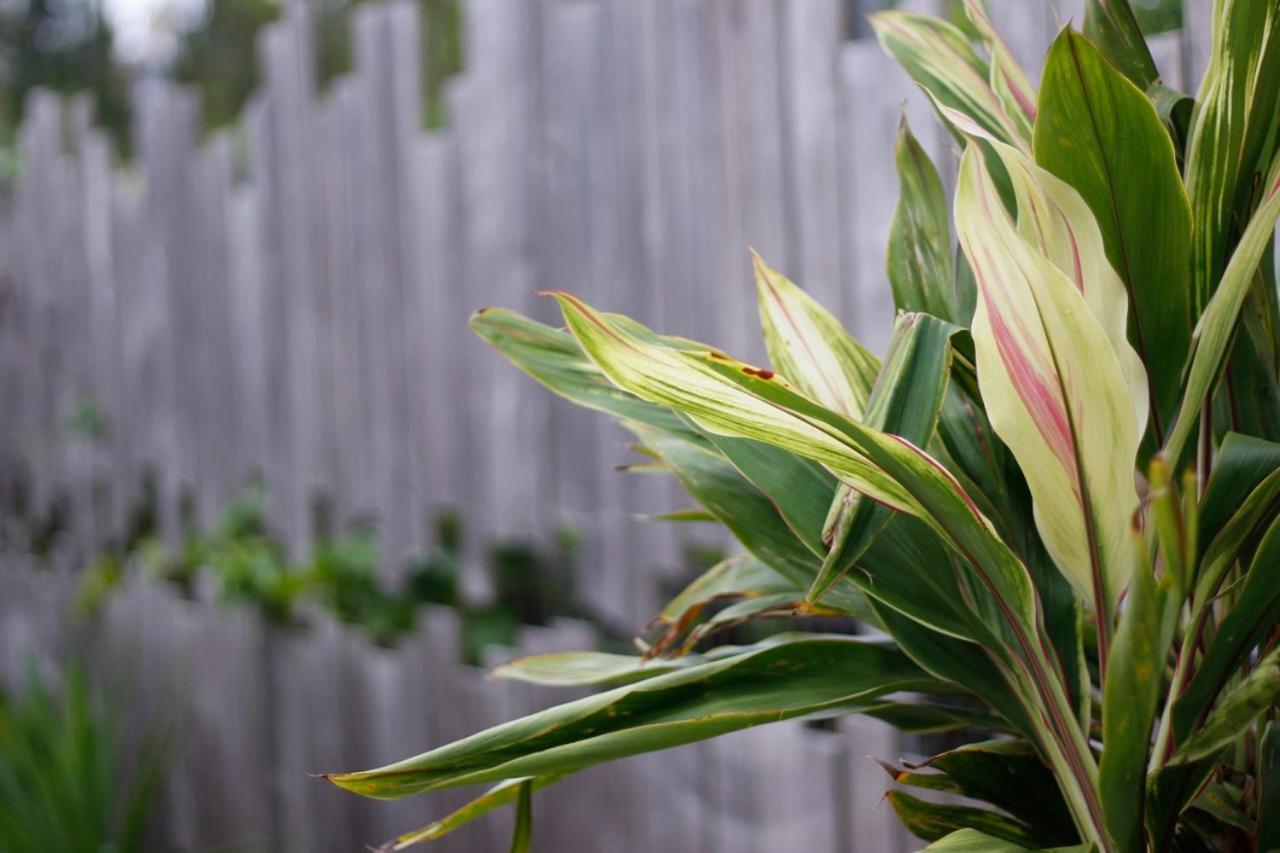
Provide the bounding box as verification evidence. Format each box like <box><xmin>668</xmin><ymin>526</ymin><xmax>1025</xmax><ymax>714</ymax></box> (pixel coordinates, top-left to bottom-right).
<box><xmin>0</xmin><ymin>559</ymin><xmax>911</xmax><ymax>852</ymax></box>
<box><xmin>0</xmin><ymin>0</ymin><xmax>1209</xmax><ymax>849</ymax></box>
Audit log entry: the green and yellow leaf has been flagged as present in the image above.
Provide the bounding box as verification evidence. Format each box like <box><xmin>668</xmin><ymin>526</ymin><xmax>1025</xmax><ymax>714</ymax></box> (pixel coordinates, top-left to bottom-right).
<box><xmin>953</xmin><ymin>138</ymin><xmax>1145</xmax><ymax>620</ymax></box>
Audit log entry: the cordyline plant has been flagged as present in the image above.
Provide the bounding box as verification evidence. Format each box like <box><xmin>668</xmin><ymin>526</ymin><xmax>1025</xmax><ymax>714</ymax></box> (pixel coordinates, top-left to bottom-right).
<box><xmin>327</xmin><ymin>1</ymin><xmax>1280</xmax><ymax>850</ymax></box>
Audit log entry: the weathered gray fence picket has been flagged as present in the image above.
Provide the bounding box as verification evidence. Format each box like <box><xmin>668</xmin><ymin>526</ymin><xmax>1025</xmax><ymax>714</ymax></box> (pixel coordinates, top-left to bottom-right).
<box><xmin>0</xmin><ymin>0</ymin><xmax>1206</xmax><ymax>849</ymax></box>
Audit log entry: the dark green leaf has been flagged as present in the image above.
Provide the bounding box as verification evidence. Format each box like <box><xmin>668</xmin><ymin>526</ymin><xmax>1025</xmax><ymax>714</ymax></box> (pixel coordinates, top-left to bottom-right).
<box><xmin>327</xmin><ymin>635</ymin><xmax>939</xmax><ymax>799</ymax></box>
<box><xmin>1034</xmin><ymin>29</ymin><xmax>1192</xmax><ymax>437</ymax></box>
<box><xmin>1083</xmin><ymin>0</ymin><xmax>1158</xmax><ymax>89</ymax></box>
<box><xmin>508</xmin><ymin>779</ymin><xmax>532</xmax><ymax>853</ymax></box>
<box><xmin>888</xmin><ymin>116</ymin><xmax>956</xmax><ymax>322</ymax></box>
<box><xmin>1099</xmin><ymin>511</ymin><xmax>1178</xmax><ymax>852</ymax></box>
<box><xmin>886</xmin><ymin>790</ymin><xmax>1043</xmax><ymax>847</ymax></box>
<box><xmin>926</xmin><ymin>740</ymin><xmax>1078</xmax><ymax>846</ymax></box>
<box><xmin>1257</xmin><ymin>721</ymin><xmax>1280</xmax><ymax>850</ymax></box>
<box><xmin>812</xmin><ymin>313</ymin><xmax>959</xmax><ymax>601</ymax></box>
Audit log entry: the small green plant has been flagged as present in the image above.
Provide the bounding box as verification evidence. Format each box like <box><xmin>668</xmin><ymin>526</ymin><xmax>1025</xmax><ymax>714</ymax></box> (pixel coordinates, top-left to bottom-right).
<box><xmin>0</xmin><ymin>667</ymin><xmax>167</xmax><ymax>852</ymax></box>
<box><xmin>327</xmin><ymin>1</ymin><xmax>1280</xmax><ymax>850</ymax></box>
<box><xmin>77</xmin><ymin>489</ymin><xmax>592</xmax><ymax>657</ymax></box>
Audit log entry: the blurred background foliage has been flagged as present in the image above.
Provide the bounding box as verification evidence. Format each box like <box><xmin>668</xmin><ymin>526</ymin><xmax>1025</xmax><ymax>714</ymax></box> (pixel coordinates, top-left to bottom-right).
<box><xmin>2</xmin><ymin>0</ymin><xmax>1182</xmax><ymax>166</ymax></box>
<box><xmin>0</xmin><ymin>0</ymin><xmax>464</xmax><ymax>161</ymax></box>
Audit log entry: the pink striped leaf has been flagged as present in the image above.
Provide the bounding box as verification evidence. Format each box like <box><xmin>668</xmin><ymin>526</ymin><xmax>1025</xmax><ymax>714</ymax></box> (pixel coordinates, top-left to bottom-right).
<box><xmin>954</xmin><ymin>140</ymin><xmax>1145</xmax><ymax>618</ymax></box>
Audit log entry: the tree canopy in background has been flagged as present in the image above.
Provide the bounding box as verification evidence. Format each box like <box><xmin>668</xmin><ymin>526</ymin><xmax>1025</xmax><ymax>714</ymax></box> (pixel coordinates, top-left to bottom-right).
<box><xmin>0</xmin><ymin>0</ymin><xmax>463</xmax><ymax>165</ymax></box>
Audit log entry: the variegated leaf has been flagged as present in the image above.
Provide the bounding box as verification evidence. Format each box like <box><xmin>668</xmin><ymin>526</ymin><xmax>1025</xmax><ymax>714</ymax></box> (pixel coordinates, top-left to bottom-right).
<box><xmin>1184</xmin><ymin>0</ymin><xmax>1280</xmax><ymax>314</ymax></box>
<box><xmin>941</xmin><ymin>106</ymin><xmax>1149</xmax><ymax>434</ymax></box>
<box><xmin>1166</xmin><ymin>153</ymin><xmax>1280</xmax><ymax>466</ymax></box>
<box><xmin>962</xmin><ymin>0</ymin><xmax>1036</xmax><ymax>141</ymax></box>
<box><xmin>870</xmin><ymin>10</ymin><xmax>1029</xmax><ymax>152</ymax></box>
<box><xmin>753</xmin><ymin>250</ymin><xmax>879</xmax><ymax>419</ymax></box>
<box><xmin>954</xmin><ymin>141</ymin><xmax>1144</xmax><ymax>623</ymax></box>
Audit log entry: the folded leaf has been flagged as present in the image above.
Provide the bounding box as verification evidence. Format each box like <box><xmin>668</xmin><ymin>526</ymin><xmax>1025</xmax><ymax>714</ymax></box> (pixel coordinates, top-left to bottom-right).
<box><xmin>910</xmin><ymin>739</ymin><xmax>1078</xmax><ymax>846</ymax></box>
<box><xmin>1258</xmin><ymin>721</ymin><xmax>1280</xmax><ymax>850</ymax></box>
<box><xmin>888</xmin><ymin>116</ymin><xmax>957</xmax><ymax>322</ymax></box>
<box><xmin>326</xmin><ymin>635</ymin><xmax>937</xmax><ymax>799</ymax></box>
<box><xmin>954</xmin><ymin>139</ymin><xmax>1144</xmax><ymax>623</ymax></box>
<box><xmin>508</xmin><ymin>779</ymin><xmax>532</xmax><ymax>853</ymax></box>
<box><xmin>1035</xmin><ymin>29</ymin><xmax>1193</xmax><ymax>437</ymax></box>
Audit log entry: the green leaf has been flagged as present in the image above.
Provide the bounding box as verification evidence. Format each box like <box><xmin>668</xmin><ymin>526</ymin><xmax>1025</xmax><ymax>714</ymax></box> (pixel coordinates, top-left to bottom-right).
<box><xmin>1184</xmin><ymin>0</ymin><xmax>1280</xmax><ymax>314</ymax></box>
<box><xmin>652</xmin><ymin>554</ymin><xmax>799</xmax><ymax>626</ymax></box>
<box><xmin>546</xmin><ymin>293</ymin><xmax>1106</xmax><ymax>846</ymax></box>
<box><xmin>372</xmin><ymin>776</ymin><xmax>563</xmax><ymax>851</ymax></box>
<box><xmin>870</xmin><ymin>10</ymin><xmax>1029</xmax><ymax>150</ymax></box>
<box><xmin>1198</xmin><ymin>433</ymin><xmax>1280</xmax><ymax>550</ymax></box>
<box><xmin>469</xmin><ymin>307</ymin><xmax>691</xmax><ymax>437</ymax></box>
<box><xmin>886</xmin><ymin>790</ymin><xmax>1043</xmax><ymax>847</ymax></box>
<box><xmin>492</xmin><ymin>652</ymin><xmax>695</xmax><ymax>687</ymax></box>
<box><xmin>508</xmin><ymin>779</ymin><xmax>532</xmax><ymax>853</ymax></box>
<box><xmin>625</xmin><ymin>423</ymin><xmax>870</xmax><ymax>621</ymax></box>
<box><xmin>1082</xmin><ymin>0</ymin><xmax>1158</xmax><ymax>89</ymax></box>
<box><xmin>1034</xmin><ymin>29</ymin><xmax>1193</xmax><ymax>438</ymax></box>
<box><xmin>1169</xmin><ymin>646</ymin><xmax>1280</xmax><ymax>766</ymax></box>
<box><xmin>920</xmin><ymin>829</ymin><xmax>1040</xmax><ymax>852</ymax></box>
<box><xmin>753</xmin><ymin>251</ymin><xmax>879</xmax><ymax>418</ymax></box>
<box><xmin>1257</xmin><ymin>721</ymin><xmax>1280</xmax><ymax>850</ymax></box>
<box><xmin>704</xmin><ymin>433</ymin><xmax>837</xmax><ymax>556</ymax></box>
<box><xmin>868</xmin><ymin>598</ymin><xmax>1036</xmax><ymax>740</ymax></box>
<box><xmin>857</xmin><ymin>701</ymin><xmax>1009</xmax><ymax>735</ymax></box>
<box><xmin>1174</xmin><ymin>508</ymin><xmax>1280</xmax><ymax>745</ymax></box>
<box><xmin>326</xmin><ymin>635</ymin><xmax>937</xmax><ymax>799</ymax></box>
<box><xmin>925</xmin><ymin>740</ymin><xmax>1078</xmax><ymax>846</ymax></box>
<box><xmin>1163</xmin><ymin>155</ymin><xmax>1280</xmax><ymax>467</ymax></box>
<box><xmin>812</xmin><ymin>313</ymin><xmax>959</xmax><ymax>601</ymax></box>
<box><xmin>888</xmin><ymin>116</ymin><xmax>957</xmax><ymax>322</ymax></box>
<box><xmin>1098</xmin><ymin>505</ymin><xmax>1178</xmax><ymax>853</ymax></box>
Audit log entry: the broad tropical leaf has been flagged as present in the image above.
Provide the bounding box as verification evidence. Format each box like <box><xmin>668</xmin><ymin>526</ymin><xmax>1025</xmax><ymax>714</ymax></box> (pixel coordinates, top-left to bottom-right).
<box><xmin>954</xmin><ymin>137</ymin><xmax>1145</xmax><ymax>625</ymax></box>
<box><xmin>1035</xmin><ymin>29</ymin><xmax>1193</xmax><ymax>437</ymax></box>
